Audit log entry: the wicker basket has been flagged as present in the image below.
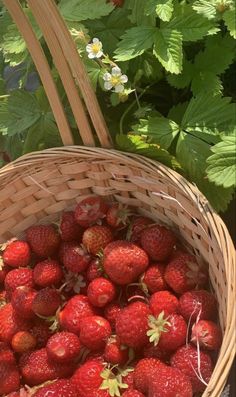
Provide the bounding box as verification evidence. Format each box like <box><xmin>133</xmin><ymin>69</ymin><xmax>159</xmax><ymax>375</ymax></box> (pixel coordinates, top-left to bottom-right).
<box><xmin>1</xmin><ymin>1</ymin><xmax>235</xmax><ymax>396</ymax></box>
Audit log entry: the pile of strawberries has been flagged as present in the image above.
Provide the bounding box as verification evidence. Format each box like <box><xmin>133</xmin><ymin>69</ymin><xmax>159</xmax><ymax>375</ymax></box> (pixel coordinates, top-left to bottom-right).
<box><xmin>0</xmin><ymin>196</ymin><xmax>222</xmax><ymax>397</ymax></box>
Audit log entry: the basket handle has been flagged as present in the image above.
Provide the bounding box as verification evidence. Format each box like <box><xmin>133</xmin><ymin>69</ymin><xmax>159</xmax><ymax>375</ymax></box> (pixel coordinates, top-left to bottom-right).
<box><xmin>3</xmin><ymin>0</ymin><xmax>113</xmax><ymax>149</ymax></box>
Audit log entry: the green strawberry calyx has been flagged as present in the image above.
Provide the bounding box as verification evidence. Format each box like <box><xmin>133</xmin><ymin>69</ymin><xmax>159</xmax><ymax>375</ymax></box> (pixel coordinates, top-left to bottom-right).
<box><xmin>100</xmin><ymin>366</ymin><xmax>133</xmax><ymax>397</ymax></box>
<box><xmin>147</xmin><ymin>311</ymin><xmax>171</xmax><ymax>346</ymax></box>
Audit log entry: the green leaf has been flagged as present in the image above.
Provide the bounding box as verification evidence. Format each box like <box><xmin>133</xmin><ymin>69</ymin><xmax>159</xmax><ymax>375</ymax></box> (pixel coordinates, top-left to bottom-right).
<box><xmin>114</xmin><ymin>26</ymin><xmax>156</xmax><ymax>61</ymax></box>
<box><xmin>176</xmin><ymin>131</ymin><xmax>234</xmax><ymax>212</ymax></box>
<box><xmin>206</xmin><ymin>132</ymin><xmax>236</xmax><ymax>188</ymax></box>
<box><xmin>167</xmin><ymin>59</ymin><xmax>194</xmax><ymax>88</ymax></box>
<box><xmin>181</xmin><ymin>94</ymin><xmax>236</xmax><ymax>134</ymax></box>
<box><xmin>153</xmin><ymin>29</ymin><xmax>183</xmax><ymax>74</ymax></box>
<box><xmin>156</xmin><ymin>0</ymin><xmax>174</xmax><ymax>22</ymax></box>
<box><xmin>116</xmin><ymin>134</ymin><xmax>182</xmax><ymax>170</ymax></box>
<box><xmin>126</xmin><ymin>0</ymin><xmax>156</xmax><ymax>26</ymax></box>
<box><xmin>85</xmin><ymin>8</ymin><xmax>132</xmax><ymax>54</ymax></box>
<box><xmin>223</xmin><ymin>8</ymin><xmax>236</xmax><ymax>39</ymax></box>
<box><xmin>4</xmin><ymin>133</ymin><xmax>24</xmax><ymax>160</ymax></box>
<box><xmin>59</xmin><ymin>0</ymin><xmax>114</xmax><ymax>21</ymax></box>
<box><xmin>83</xmin><ymin>58</ymin><xmax>102</xmax><ymax>89</ymax></box>
<box><xmin>0</xmin><ymin>91</ymin><xmax>41</xmax><ymax>136</ymax></box>
<box><xmin>191</xmin><ymin>72</ymin><xmax>223</xmax><ymax>95</ymax></box>
<box><xmin>133</xmin><ymin>116</ymin><xmax>179</xmax><ymax>149</ymax></box>
<box><xmin>167</xmin><ymin>5</ymin><xmax>217</xmax><ymax>41</ymax></box>
<box><xmin>168</xmin><ymin>102</ymin><xmax>189</xmax><ymax>124</ymax></box>
<box><xmin>192</xmin><ymin>0</ymin><xmax>218</xmax><ymax>19</ymax></box>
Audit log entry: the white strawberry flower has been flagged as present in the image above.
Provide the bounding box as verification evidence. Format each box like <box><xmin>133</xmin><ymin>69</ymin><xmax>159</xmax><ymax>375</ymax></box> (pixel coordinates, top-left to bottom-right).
<box><xmin>86</xmin><ymin>38</ymin><xmax>103</xmax><ymax>59</ymax></box>
<box><xmin>103</xmin><ymin>66</ymin><xmax>128</xmax><ymax>93</ymax></box>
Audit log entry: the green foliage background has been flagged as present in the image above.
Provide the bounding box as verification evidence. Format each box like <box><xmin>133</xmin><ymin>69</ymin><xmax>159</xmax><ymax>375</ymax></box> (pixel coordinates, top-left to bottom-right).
<box><xmin>0</xmin><ymin>0</ymin><xmax>235</xmax><ymax>212</ymax></box>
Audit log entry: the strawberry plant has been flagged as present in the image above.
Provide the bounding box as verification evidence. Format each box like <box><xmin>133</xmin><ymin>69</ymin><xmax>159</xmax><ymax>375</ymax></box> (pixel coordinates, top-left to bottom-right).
<box><xmin>0</xmin><ymin>0</ymin><xmax>235</xmax><ymax>212</ymax></box>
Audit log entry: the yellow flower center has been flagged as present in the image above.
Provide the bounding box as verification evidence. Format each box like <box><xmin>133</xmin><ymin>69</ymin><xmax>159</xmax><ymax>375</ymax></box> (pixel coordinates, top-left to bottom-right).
<box><xmin>91</xmin><ymin>43</ymin><xmax>102</xmax><ymax>54</ymax></box>
<box><xmin>111</xmin><ymin>76</ymin><xmax>121</xmax><ymax>86</ymax></box>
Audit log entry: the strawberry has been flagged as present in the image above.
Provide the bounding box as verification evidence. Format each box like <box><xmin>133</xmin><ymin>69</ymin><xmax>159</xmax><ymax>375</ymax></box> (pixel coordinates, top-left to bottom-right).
<box><xmin>26</xmin><ymin>224</ymin><xmax>61</xmax><ymax>257</ymax></box>
<box><xmin>191</xmin><ymin>320</ymin><xmax>222</xmax><ymax>350</ymax></box>
<box><xmin>122</xmin><ymin>370</ymin><xmax>134</xmax><ymax>391</ymax></box>
<box><xmin>11</xmin><ymin>331</ymin><xmax>37</xmax><ymax>353</ymax></box>
<box><xmin>58</xmin><ymin>240</ymin><xmax>76</xmax><ymax>263</ymax></box>
<box><xmin>171</xmin><ymin>344</ymin><xmax>213</xmax><ymax>393</ymax></box>
<box><xmin>104</xmin><ymin>302</ymin><xmax>122</xmax><ymax>329</ymax></box>
<box><xmin>75</xmin><ymin>196</ymin><xmax>108</xmax><ymax>228</ymax></box>
<box><xmin>147</xmin><ymin>312</ymin><xmax>187</xmax><ymax>352</ymax></box>
<box><xmin>122</xmin><ymin>391</ymin><xmax>145</xmax><ymax>397</ymax></box>
<box><xmin>71</xmin><ymin>359</ymin><xmax>105</xmax><ymax>397</ymax></box>
<box><xmin>62</xmin><ymin>243</ymin><xmax>91</xmax><ymax>273</ymax></box>
<box><xmin>143</xmin><ymin>343</ymin><xmax>170</xmax><ymax>362</ymax></box>
<box><xmin>164</xmin><ymin>253</ymin><xmax>208</xmax><ymax>294</ymax></box>
<box><xmin>33</xmin><ymin>379</ymin><xmax>78</xmax><ymax>397</ymax></box>
<box><xmin>5</xmin><ymin>268</ymin><xmax>34</xmax><ymax>298</ymax></box>
<box><xmin>87</xmin><ymin>277</ymin><xmax>116</xmax><ymax>307</ymax></box>
<box><xmin>30</xmin><ymin>320</ymin><xmax>51</xmax><ymax>348</ymax></box>
<box><xmin>46</xmin><ymin>331</ymin><xmax>81</xmax><ymax>362</ymax></box>
<box><xmin>59</xmin><ymin>294</ymin><xmax>96</xmax><ymax>334</ymax></box>
<box><xmin>33</xmin><ymin>259</ymin><xmax>63</xmax><ymax>287</ymax></box>
<box><xmin>133</xmin><ymin>358</ymin><xmax>163</xmax><ymax>394</ymax></box>
<box><xmin>32</xmin><ymin>288</ymin><xmax>61</xmax><ymax>316</ymax></box>
<box><xmin>20</xmin><ymin>348</ymin><xmax>74</xmax><ymax>386</ymax></box>
<box><xmin>142</xmin><ymin>264</ymin><xmax>168</xmax><ymax>293</ymax></box>
<box><xmin>116</xmin><ymin>301</ymin><xmax>151</xmax><ymax>348</ymax></box>
<box><xmin>91</xmin><ymin>391</ymin><xmax>110</xmax><ymax>397</ymax></box>
<box><xmin>140</xmin><ymin>225</ymin><xmax>176</xmax><ymax>261</ymax></box>
<box><xmin>60</xmin><ymin>211</ymin><xmax>84</xmax><ymax>241</ymax></box>
<box><xmin>104</xmin><ymin>335</ymin><xmax>128</xmax><ymax>365</ymax></box>
<box><xmin>79</xmin><ymin>315</ymin><xmax>111</xmax><ymax>350</ymax></box>
<box><xmin>179</xmin><ymin>290</ymin><xmax>217</xmax><ymax>322</ymax></box>
<box><xmin>128</xmin><ymin>216</ymin><xmax>152</xmax><ymax>245</ymax></box>
<box><xmin>87</xmin><ymin>258</ymin><xmax>104</xmax><ymax>281</ymax></box>
<box><xmin>0</xmin><ymin>342</ymin><xmax>20</xmax><ymax>395</ymax></box>
<box><xmin>2</xmin><ymin>240</ymin><xmax>31</xmax><ymax>268</ymax></box>
<box><xmin>149</xmin><ymin>365</ymin><xmax>193</xmax><ymax>397</ymax></box>
<box><xmin>82</xmin><ymin>225</ymin><xmax>113</xmax><ymax>255</ymax></box>
<box><xmin>0</xmin><ymin>303</ymin><xmax>30</xmax><ymax>343</ymax></box>
<box><xmin>11</xmin><ymin>286</ymin><xmax>37</xmax><ymax>319</ymax></box>
<box><xmin>106</xmin><ymin>203</ymin><xmax>130</xmax><ymax>229</ymax></box>
<box><xmin>150</xmin><ymin>290</ymin><xmax>179</xmax><ymax>317</ymax></box>
<box><xmin>103</xmin><ymin>241</ymin><xmax>149</xmax><ymax>285</ymax></box>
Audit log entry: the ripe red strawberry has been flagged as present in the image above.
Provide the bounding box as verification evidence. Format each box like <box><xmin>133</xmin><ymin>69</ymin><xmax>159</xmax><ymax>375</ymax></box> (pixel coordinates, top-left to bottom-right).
<box><xmin>60</xmin><ymin>211</ymin><xmax>84</xmax><ymax>241</ymax></box>
<box><xmin>26</xmin><ymin>224</ymin><xmax>61</xmax><ymax>257</ymax></box>
<box><xmin>142</xmin><ymin>264</ymin><xmax>168</xmax><ymax>293</ymax></box>
<box><xmin>171</xmin><ymin>345</ymin><xmax>213</xmax><ymax>393</ymax></box>
<box><xmin>140</xmin><ymin>225</ymin><xmax>176</xmax><ymax>261</ymax></box>
<box><xmin>20</xmin><ymin>348</ymin><xmax>74</xmax><ymax>386</ymax></box>
<box><xmin>62</xmin><ymin>243</ymin><xmax>91</xmax><ymax>273</ymax></box>
<box><xmin>33</xmin><ymin>379</ymin><xmax>78</xmax><ymax>397</ymax></box>
<box><xmin>122</xmin><ymin>391</ymin><xmax>145</xmax><ymax>397</ymax></box>
<box><xmin>91</xmin><ymin>391</ymin><xmax>110</xmax><ymax>397</ymax></box>
<box><xmin>32</xmin><ymin>288</ymin><xmax>61</xmax><ymax>316</ymax></box>
<box><xmin>11</xmin><ymin>286</ymin><xmax>37</xmax><ymax>319</ymax></box>
<box><xmin>150</xmin><ymin>290</ymin><xmax>179</xmax><ymax>316</ymax></box>
<box><xmin>87</xmin><ymin>277</ymin><xmax>116</xmax><ymax>307</ymax></box>
<box><xmin>71</xmin><ymin>359</ymin><xmax>105</xmax><ymax>397</ymax></box>
<box><xmin>147</xmin><ymin>313</ymin><xmax>187</xmax><ymax>352</ymax></box>
<box><xmin>0</xmin><ymin>342</ymin><xmax>20</xmax><ymax>395</ymax></box>
<box><xmin>164</xmin><ymin>253</ymin><xmax>208</xmax><ymax>294</ymax></box>
<box><xmin>11</xmin><ymin>331</ymin><xmax>37</xmax><ymax>353</ymax></box>
<box><xmin>59</xmin><ymin>294</ymin><xmax>96</xmax><ymax>335</ymax></box>
<box><xmin>46</xmin><ymin>331</ymin><xmax>81</xmax><ymax>362</ymax></box>
<box><xmin>30</xmin><ymin>320</ymin><xmax>51</xmax><ymax>348</ymax></box>
<box><xmin>3</xmin><ymin>240</ymin><xmax>31</xmax><ymax>268</ymax></box>
<box><xmin>128</xmin><ymin>216</ymin><xmax>153</xmax><ymax>245</ymax></box>
<box><xmin>104</xmin><ymin>302</ymin><xmax>122</xmax><ymax>329</ymax></box>
<box><xmin>122</xmin><ymin>370</ymin><xmax>134</xmax><ymax>391</ymax></box>
<box><xmin>58</xmin><ymin>240</ymin><xmax>76</xmax><ymax>262</ymax></box>
<box><xmin>104</xmin><ymin>335</ymin><xmax>128</xmax><ymax>365</ymax></box>
<box><xmin>106</xmin><ymin>203</ymin><xmax>130</xmax><ymax>229</ymax></box>
<box><xmin>87</xmin><ymin>258</ymin><xmax>103</xmax><ymax>281</ymax></box>
<box><xmin>79</xmin><ymin>315</ymin><xmax>111</xmax><ymax>350</ymax></box>
<box><xmin>133</xmin><ymin>358</ymin><xmax>163</xmax><ymax>394</ymax></box>
<box><xmin>179</xmin><ymin>290</ymin><xmax>217</xmax><ymax>322</ymax></box>
<box><xmin>103</xmin><ymin>241</ymin><xmax>149</xmax><ymax>285</ymax></box>
<box><xmin>116</xmin><ymin>301</ymin><xmax>151</xmax><ymax>348</ymax></box>
<box><xmin>82</xmin><ymin>225</ymin><xmax>113</xmax><ymax>255</ymax></box>
<box><xmin>75</xmin><ymin>196</ymin><xmax>108</xmax><ymax>228</ymax></box>
<box><xmin>191</xmin><ymin>320</ymin><xmax>222</xmax><ymax>350</ymax></box>
<box><xmin>5</xmin><ymin>268</ymin><xmax>34</xmax><ymax>298</ymax></box>
<box><xmin>149</xmin><ymin>365</ymin><xmax>193</xmax><ymax>397</ymax></box>
<box><xmin>143</xmin><ymin>343</ymin><xmax>170</xmax><ymax>363</ymax></box>
<box><xmin>0</xmin><ymin>303</ymin><xmax>30</xmax><ymax>343</ymax></box>
<box><xmin>33</xmin><ymin>259</ymin><xmax>63</xmax><ymax>287</ymax></box>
